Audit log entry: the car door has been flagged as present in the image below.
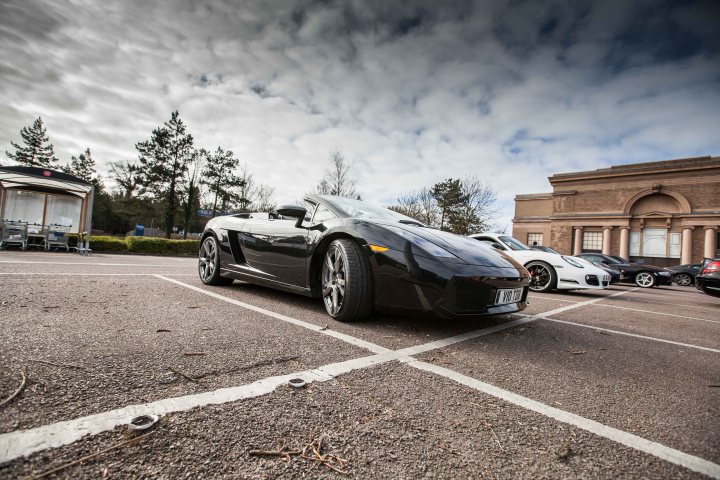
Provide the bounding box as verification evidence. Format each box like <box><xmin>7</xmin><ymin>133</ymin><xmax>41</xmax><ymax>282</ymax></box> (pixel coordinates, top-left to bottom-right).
<box><xmin>242</xmin><ymin>204</ymin><xmax>315</xmax><ymax>287</ymax></box>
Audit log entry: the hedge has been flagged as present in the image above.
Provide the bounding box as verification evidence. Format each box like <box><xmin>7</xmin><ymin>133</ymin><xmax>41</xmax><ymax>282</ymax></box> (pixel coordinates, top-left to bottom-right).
<box><xmin>126</xmin><ymin>236</ymin><xmax>200</xmax><ymax>255</ymax></box>
<box><xmin>65</xmin><ymin>235</ymin><xmax>199</xmax><ymax>256</ymax></box>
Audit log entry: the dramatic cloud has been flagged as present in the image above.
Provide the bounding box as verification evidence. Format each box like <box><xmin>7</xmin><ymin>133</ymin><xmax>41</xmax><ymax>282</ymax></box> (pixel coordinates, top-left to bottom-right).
<box><xmin>1</xmin><ymin>0</ymin><xmax>719</xmax><ymax>228</ymax></box>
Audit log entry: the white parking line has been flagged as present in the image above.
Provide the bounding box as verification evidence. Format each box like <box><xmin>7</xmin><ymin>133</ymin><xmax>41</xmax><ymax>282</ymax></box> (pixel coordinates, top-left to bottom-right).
<box><xmin>0</xmin><ymin>273</ymin><xmax>196</xmax><ymax>276</ymax></box>
<box><xmin>0</xmin><ymin>260</ymin><xmax>190</xmax><ymax>267</ymax></box>
<box><xmin>605</xmin><ymin>296</ymin><xmax>720</xmax><ymax>313</ymax></box>
<box><xmin>407</xmin><ymin>360</ymin><xmax>720</xmax><ymax>479</ymax></box>
<box><xmin>518</xmin><ymin>314</ymin><xmax>720</xmax><ymax>354</ymax></box>
<box><xmin>586</xmin><ymin>303</ymin><xmax>720</xmax><ymax>325</ymax></box>
<box><xmin>3</xmin><ymin>281</ymin><xmax>718</xmax><ymax>478</ymax></box>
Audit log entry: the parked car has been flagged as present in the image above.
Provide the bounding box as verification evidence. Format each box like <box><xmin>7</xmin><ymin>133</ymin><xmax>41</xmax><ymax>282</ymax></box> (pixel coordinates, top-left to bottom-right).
<box><xmin>695</xmin><ymin>258</ymin><xmax>720</xmax><ymax>297</ymax></box>
<box><xmin>469</xmin><ymin>233</ymin><xmax>610</xmax><ymax>293</ymax></box>
<box><xmin>529</xmin><ymin>246</ymin><xmax>621</xmax><ymax>284</ymax></box>
<box><xmin>576</xmin><ymin>253</ymin><xmax>672</xmax><ymax>288</ymax></box>
<box><xmin>199</xmin><ymin>195</ymin><xmax>530</xmax><ymax>322</ymax></box>
<box><xmin>666</xmin><ymin>263</ymin><xmax>702</xmax><ymax>286</ymax></box>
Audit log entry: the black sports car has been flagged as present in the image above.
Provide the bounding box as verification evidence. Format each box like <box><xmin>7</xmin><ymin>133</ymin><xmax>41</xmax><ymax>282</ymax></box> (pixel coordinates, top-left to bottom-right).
<box><xmin>666</xmin><ymin>263</ymin><xmax>702</xmax><ymax>286</ymax></box>
<box><xmin>576</xmin><ymin>254</ymin><xmax>673</xmax><ymax>287</ymax></box>
<box><xmin>199</xmin><ymin>195</ymin><xmax>530</xmax><ymax>321</ymax></box>
<box><xmin>695</xmin><ymin>258</ymin><xmax>720</xmax><ymax>297</ymax></box>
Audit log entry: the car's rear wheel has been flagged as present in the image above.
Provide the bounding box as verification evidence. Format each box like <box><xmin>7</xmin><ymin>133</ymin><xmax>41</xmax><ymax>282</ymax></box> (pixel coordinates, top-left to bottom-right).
<box><xmin>321</xmin><ymin>239</ymin><xmax>373</xmax><ymax>322</ymax></box>
<box><xmin>199</xmin><ymin>236</ymin><xmax>233</xmax><ymax>285</ymax></box>
<box><xmin>525</xmin><ymin>261</ymin><xmax>557</xmax><ymax>293</ymax></box>
<box><xmin>634</xmin><ymin>271</ymin><xmax>655</xmax><ymax>288</ymax></box>
<box><xmin>674</xmin><ymin>273</ymin><xmax>693</xmax><ymax>286</ymax></box>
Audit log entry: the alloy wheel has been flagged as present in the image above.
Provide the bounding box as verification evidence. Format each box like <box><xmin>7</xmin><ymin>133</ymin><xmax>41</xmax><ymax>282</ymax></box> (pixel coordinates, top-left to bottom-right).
<box><xmin>199</xmin><ymin>238</ymin><xmax>217</xmax><ymax>282</ymax></box>
<box><xmin>322</xmin><ymin>245</ymin><xmax>346</xmax><ymax>316</ymax></box>
<box><xmin>527</xmin><ymin>264</ymin><xmax>551</xmax><ymax>291</ymax></box>
<box><xmin>674</xmin><ymin>273</ymin><xmax>692</xmax><ymax>286</ymax></box>
<box><xmin>635</xmin><ymin>272</ymin><xmax>654</xmax><ymax>287</ymax></box>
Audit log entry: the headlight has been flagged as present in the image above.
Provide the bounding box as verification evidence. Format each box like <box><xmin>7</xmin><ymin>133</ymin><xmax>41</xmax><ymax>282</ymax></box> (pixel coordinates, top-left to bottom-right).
<box><xmin>562</xmin><ymin>256</ymin><xmax>584</xmax><ymax>268</ymax></box>
<box><xmin>385</xmin><ymin>226</ymin><xmax>457</xmax><ymax>258</ymax></box>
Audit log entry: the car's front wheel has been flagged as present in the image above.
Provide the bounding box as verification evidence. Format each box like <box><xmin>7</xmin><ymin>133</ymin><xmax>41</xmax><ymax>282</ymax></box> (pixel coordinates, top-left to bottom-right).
<box><xmin>634</xmin><ymin>271</ymin><xmax>655</xmax><ymax>288</ymax></box>
<box><xmin>525</xmin><ymin>261</ymin><xmax>557</xmax><ymax>293</ymax></box>
<box><xmin>199</xmin><ymin>236</ymin><xmax>233</xmax><ymax>285</ymax></box>
<box><xmin>321</xmin><ymin>239</ymin><xmax>373</xmax><ymax>322</ymax></box>
<box><xmin>674</xmin><ymin>273</ymin><xmax>693</xmax><ymax>286</ymax></box>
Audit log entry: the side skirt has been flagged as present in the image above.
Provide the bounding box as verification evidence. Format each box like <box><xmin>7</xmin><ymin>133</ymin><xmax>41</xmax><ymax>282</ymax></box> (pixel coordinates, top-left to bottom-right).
<box><xmin>219</xmin><ymin>267</ymin><xmax>313</xmax><ymax>297</ymax></box>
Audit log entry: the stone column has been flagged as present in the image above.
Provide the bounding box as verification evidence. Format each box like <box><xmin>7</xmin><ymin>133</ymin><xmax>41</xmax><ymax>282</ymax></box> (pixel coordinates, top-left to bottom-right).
<box><xmin>573</xmin><ymin>227</ymin><xmax>583</xmax><ymax>255</ymax></box>
<box><xmin>704</xmin><ymin>226</ymin><xmax>718</xmax><ymax>259</ymax></box>
<box><xmin>681</xmin><ymin>227</ymin><xmax>694</xmax><ymax>264</ymax></box>
<box><xmin>619</xmin><ymin>227</ymin><xmax>630</xmax><ymax>259</ymax></box>
<box><xmin>602</xmin><ymin>227</ymin><xmax>613</xmax><ymax>255</ymax></box>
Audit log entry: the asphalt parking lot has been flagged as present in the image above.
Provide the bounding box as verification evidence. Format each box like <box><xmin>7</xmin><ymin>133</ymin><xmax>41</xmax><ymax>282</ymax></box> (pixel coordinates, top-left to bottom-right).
<box><xmin>0</xmin><ymin>251</ymin><xmax>718</xmax><ymax>479</ymax></box>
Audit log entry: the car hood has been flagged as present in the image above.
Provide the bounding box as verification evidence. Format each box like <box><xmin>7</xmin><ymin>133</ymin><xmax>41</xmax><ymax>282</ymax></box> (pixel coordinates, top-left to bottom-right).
<box><xmin>379</xmin><ymin>222</ymin><xmax>524</xmax><ymax>270</ymax></box>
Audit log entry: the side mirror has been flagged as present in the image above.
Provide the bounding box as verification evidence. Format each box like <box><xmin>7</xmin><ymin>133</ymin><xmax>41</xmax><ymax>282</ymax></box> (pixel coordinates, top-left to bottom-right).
<box><xmin>276</xmin><ymin>205</ymin><xmax>307</xmax><ymax>228</ymax></box>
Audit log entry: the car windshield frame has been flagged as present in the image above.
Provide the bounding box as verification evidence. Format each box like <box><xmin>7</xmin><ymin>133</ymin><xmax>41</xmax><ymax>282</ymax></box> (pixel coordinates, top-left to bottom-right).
<box><xmin>320</xmin><ymin>195</ymin><xmax>426</xmax><ymax>225</ymax></box>
<box><xmin>608</xmin><ymin>255</ymin><xmax>629</xmax><ymax>264</ymax></box>
<box><xmin>499</xmin><ymin>236</ymin><xmax>531</xmax><ymax>251</ymax></box>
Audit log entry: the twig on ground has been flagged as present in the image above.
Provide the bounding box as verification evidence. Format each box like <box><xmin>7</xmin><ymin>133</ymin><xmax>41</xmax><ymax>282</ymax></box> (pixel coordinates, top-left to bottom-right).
<box><xmin>33</xmin><ymin>431</ymin><xmax>155</xmax><ymax>479</ymax></box>
<box><xmin>183</xmin><ymin>352</ymin><xmax>206</xmax><ymax>356</ymax></box>
<box><xmin>0</xmin><ymin>370</ymin><xmax>26</xmax><ymax>408</ymax></box>
<box><xmin>167</xmin><ymin>366</ymin><xmax>197</xmax><ymax>383</ymax></box>
<box><xmin>438</xmin><ymin>444</ymin><xmax>459</xmax><ymax>455</ymax></box>
<box><xmin>482</xmin><ymin>421</ymin><xmax>505</xmax><ymax>452</ymax></box>
<box><xmin>251</xmin><ymin>435</ymin><xmax>349</xmax><ymax>475</ymax></box>
<box><xmin>28</xmin><ymin>359</ymin><xmax>87</xmax><ymax>370</ymax></box>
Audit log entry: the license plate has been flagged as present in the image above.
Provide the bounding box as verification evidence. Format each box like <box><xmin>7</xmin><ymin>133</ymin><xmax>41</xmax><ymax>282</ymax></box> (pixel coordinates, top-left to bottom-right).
<box><xmin>495</xmin><ymin>287</ymin><xmax>523</xmax><ymax>305</ymax></box>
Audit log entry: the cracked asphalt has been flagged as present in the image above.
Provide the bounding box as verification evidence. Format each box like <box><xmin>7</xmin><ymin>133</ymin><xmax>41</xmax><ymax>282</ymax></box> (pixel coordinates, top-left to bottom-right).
<box><xmin>0</xmin><ymin>250</ymin><xmax>718</xmax><ymax>479</ymax></box>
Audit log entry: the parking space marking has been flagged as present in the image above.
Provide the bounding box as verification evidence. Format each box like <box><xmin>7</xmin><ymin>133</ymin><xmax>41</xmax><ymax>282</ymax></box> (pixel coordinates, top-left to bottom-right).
<box><xmin>407</xmin><ymin>359</ymin><xmax>720</xmax><ymax>479</ymax></box>
<box><xmin>528</xmin><ymin>295</ymin><xmax>579</xmax><ymax>303</ymax></box>
<box><xmin>3</xmin><ymin>281</ymin><xmax>718</xmax><ymax>477</ymax></box>
<box><xmin>0</xmin><ymin>272</ymin><xmax>196</xmax><ymax>276</ymax></box>
<box><xmin>606</xmin><ymin>296</ymin><xmax>720</xmax><ymax>313</ymax></box>
<box><xmin>0</xmin><ymin>260</ymin><xmax>190</xmax><ymax>267</ymax></box>
<box><xmin>587</xmin><ymin>303</ymin><xmax>720</xmax><ymax>325</ymax></box>
<box><xmin>517</xmin><ymin>314</ymin><xmax>720</xmax><ymax>353</ymax></box>
<box><xmin>155</xmin><ymin>275</ymin><xmax>392</xmax><ymax>355</ymax></box>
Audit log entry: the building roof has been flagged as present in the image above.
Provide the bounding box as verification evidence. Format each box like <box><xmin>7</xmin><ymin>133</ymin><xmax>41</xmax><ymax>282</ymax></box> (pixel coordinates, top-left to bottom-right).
<box><xmin>0</xmin><ymin>166</ymin><xmax>93</xmax><ymax>196</ymax></box>
<box><xmin>550</xmin><ymin>156</ymin><xmax>719</xmax><ymax>184</ymax></box>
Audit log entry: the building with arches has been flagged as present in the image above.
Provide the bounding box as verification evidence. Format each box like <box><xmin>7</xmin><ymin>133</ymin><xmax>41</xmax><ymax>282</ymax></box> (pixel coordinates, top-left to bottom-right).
<box><xmin>512</xmin><ymin>156</ymin><xmax>720</xmax><ymax>267</ymax></box>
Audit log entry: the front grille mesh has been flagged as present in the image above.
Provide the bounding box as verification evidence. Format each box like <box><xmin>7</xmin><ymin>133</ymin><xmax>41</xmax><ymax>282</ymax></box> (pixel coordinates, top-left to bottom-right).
<box><xmin>442</xmin><ymin>277</ymin><xmax>494</xmax><ymax>313</ymax></box>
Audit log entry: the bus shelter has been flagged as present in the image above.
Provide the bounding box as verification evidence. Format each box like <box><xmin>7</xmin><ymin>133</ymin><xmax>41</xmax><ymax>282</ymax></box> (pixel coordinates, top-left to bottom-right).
<box><xmin>0</xmin><ymin>166</ymin><xmax>94</xmax><ymax>254</ymax></box>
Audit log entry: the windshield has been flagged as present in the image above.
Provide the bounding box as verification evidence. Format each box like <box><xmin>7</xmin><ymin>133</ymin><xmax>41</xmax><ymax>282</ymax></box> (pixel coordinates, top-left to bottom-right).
<box><xmin>499</xmin><ymin>236</ymin><xmax>530</xmax><ymax>251</ymax></box>
<box><xmin>601</xmin><ymin>255</ymin><xmax>623</xmax><ymax>265</ymax></box>
<box><xmin>608</xmin><ymin>255</ymin><xmax>629</xmax><ymax>263</ymax></box>
<box><xmin>322</xmin><ymin>196</ymin><xmax>425</xmax><ymax>225</ymax></box>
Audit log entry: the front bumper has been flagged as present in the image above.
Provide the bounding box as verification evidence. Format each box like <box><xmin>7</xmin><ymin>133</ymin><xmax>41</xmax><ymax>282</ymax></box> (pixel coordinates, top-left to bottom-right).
<box><xmin>369</xmin><ymin>248</ymin><xmax>530</xmax><ymax>318</ymax></box>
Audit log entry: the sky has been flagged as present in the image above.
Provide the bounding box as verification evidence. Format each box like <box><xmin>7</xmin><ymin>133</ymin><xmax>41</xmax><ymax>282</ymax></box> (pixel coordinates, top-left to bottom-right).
<box><xmin>1</xmin><ymin>0</ymin><xmax>719</xmax><ymax>230</ymax></box>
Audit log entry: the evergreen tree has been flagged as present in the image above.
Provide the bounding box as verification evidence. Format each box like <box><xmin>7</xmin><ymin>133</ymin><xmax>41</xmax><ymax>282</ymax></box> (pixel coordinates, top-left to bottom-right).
<box><xmin>6</xmin><ymin>117</ymin><xmax>59</xmax><ymax>168</ymax></box>
<box><xmin>109</xmin><ymin>160</ymin><xmax>142</xmax><ymax>198</ymax></box>
<box><xmin>62</xmin><ymin>148</ymin><xmax>96</xmax><ymax>182</ymax></box>
<box><xmin>431</xmin><ymin>178</ymin><xmax>466</xmax><ymax>231</ymax></box>
<box><xmin>136</xmin><ymin>111</ymin><xmax>194</xmax><ymax>238</ymax></box>
<box><xmin>200</xmin><ymin>147</ymin><xmax>243</xmax><ymax>216</ymax></box>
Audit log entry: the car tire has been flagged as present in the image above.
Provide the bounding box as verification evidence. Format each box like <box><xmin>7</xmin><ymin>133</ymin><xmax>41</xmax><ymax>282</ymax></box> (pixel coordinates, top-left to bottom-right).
<box><xmin>525</xmin><ymin>261</ymin><xmax>557</xmax><ymax>293</ymax></box>
<box><xmin>198</xmin><ymin>236</ymin><xmax>233</xmax><ymax>286</ymax></box>
<box><xmin>634</xmin><ymin>271</ymin><xmax>655</xmax><ymax>288</ymax></box>
<box><xmin>321</xmin><ymin>239</ymin><xmax>374</xmax><ymax>322</ymax></box>
<box><xmin>674</xmin><ymin>273</ymin><xmax>693</xmax><ymax>287</ymax></box>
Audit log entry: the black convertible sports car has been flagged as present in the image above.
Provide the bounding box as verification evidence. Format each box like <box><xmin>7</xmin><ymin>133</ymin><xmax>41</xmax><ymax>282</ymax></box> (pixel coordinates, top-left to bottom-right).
<box><xmin>198</xmin><ymin>195</ymin><xmax>530</xmax><ymax>321</ymax></box>
<box><xmin>577</xmin><ymin>253</ymin><xmax>673</xmax><ymax>287</ymax></box>
<box><xmin>695</xmin><ymin>258</ymin><xmax>720</xmax><ymax>297</ymax></box>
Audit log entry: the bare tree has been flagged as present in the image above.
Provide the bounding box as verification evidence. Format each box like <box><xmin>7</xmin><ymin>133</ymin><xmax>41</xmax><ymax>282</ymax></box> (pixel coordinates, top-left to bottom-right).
<box><xmin>388</xmin><ymin>188</ymin><xmax>439</xmax><ymax>227</ymax></box>
<box><xmin>254</xmin><ymin>184</ymin><xmax>276</xmax><ymax>212</ymax></box>
<box><xmin>109</xmin><ymin>160</ymin><xmax>142</xmax><ymax>198</ymax></box>
<box><xmin>456</xmin><ymin>176</ymin><xmax>499</xmax><ymax>235</ymax></box>
<box><xmin>236</xmin><ymin>165</ymin><xmax>257</xmax><ymax>211</ymax></box>
<box><xmin>314</xmin><ymin>150</ymin><xmax>360</xmax><ymax>198</ymax></box>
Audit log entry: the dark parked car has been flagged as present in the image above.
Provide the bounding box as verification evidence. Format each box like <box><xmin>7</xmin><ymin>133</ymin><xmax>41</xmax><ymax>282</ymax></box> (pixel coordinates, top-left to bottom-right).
<box><xmin>576</xmin><ymin>253</ymin><xmax>672</xmax><ymax>288</ymax></box>
<box><xmin>666</xmin><ymin>263</ymin><xmax>702</xmax><ymax>287</ymax></box>
<box><xmin>695</xmin><ymin>258</ymin><xmax>720</xmax><ymax>297</ymax></box>
<box><xmin>199</xmin><ymin>195</ymin><xmax>530</xmax><ymax>321</ymax></box>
